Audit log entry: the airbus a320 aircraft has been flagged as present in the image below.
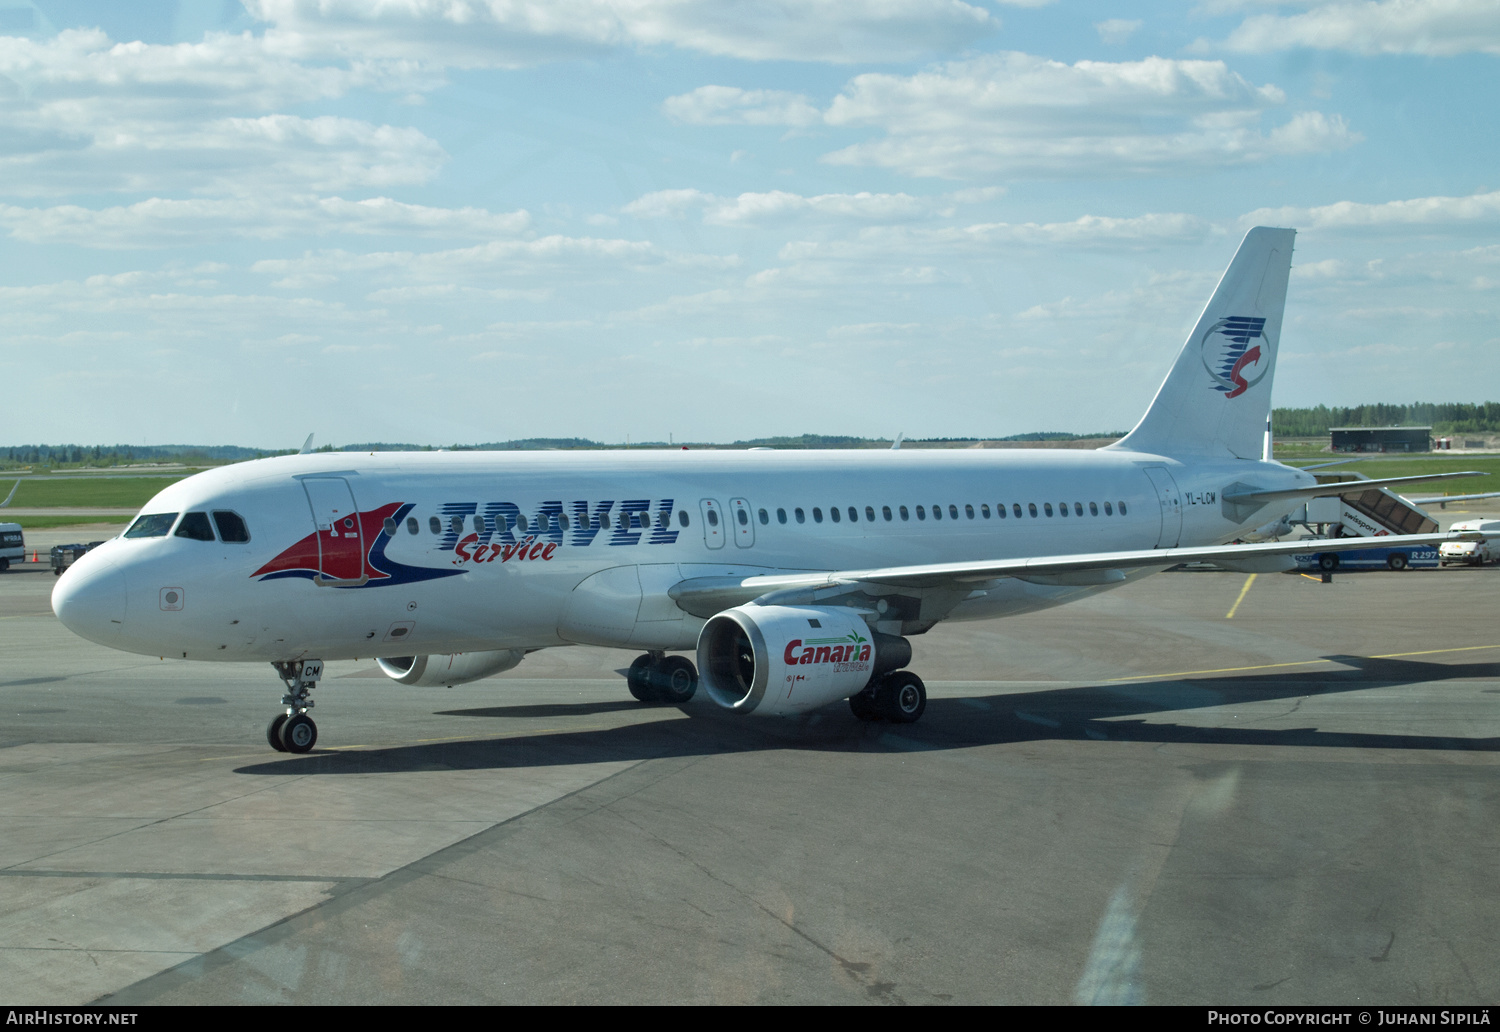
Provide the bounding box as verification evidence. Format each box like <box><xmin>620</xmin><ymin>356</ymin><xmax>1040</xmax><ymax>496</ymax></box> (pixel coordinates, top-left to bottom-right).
<box><xmin>52</xmin><ymin>228</ymin><xmax>1482</xmax><ymax>753</ymax></box>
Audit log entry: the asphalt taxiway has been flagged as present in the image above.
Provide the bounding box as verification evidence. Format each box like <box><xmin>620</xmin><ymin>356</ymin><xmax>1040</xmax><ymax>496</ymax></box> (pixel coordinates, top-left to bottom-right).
<box><xmin>2</xmin><ymin>511</ymin><xmax>1497</xmax><ymax>1005</ymax></box>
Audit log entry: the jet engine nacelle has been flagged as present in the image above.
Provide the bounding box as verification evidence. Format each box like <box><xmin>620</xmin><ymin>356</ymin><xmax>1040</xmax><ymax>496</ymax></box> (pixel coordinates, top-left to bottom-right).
<box><xmin>696</xmin><ymin>604</ymin><xmax>910</xmax><ymax>717</ymax></box>
<box><xmin>376</xmin><ymin>650</ymin><xmax>526</xmax><ymax>687</ymax></box>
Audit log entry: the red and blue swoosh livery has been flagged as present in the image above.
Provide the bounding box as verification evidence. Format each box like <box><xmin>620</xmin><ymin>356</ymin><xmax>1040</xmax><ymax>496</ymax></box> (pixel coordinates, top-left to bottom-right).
<box><xmin>251</xmin><ymin>502</ymin><xmax>464</xmax><ymax>588</ymax></box>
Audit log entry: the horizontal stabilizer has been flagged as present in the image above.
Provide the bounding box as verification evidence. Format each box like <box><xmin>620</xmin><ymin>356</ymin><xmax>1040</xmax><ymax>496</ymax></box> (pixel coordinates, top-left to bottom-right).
<box><xmin>1223</xmin><ymin>471</ymin><xmax>1487</xmax><ymax>506</ymax></box>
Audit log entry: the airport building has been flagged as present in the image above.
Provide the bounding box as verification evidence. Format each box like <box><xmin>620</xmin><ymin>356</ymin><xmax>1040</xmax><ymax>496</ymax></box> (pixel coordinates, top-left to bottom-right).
<box><xmin>1329</xmin><ymin>426</ymin><xmax>1431</xmax><ymax>453</ymax></box>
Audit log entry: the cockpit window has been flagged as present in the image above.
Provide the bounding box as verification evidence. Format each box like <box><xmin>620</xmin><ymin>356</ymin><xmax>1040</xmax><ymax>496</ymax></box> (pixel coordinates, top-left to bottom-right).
<box><xmin>174</xmin><ymin>512</ymin><xmax>216</xmax><ymax>541</ymax></box>
<box><xmin>125</xmin><ymin>513</ymin><xmax>178</xmax><ymax>538</ymax></box>
<box><xmin>212</xmin><ymin>511</ymin><xmax>250</xmax><ymax>543</ymax></box>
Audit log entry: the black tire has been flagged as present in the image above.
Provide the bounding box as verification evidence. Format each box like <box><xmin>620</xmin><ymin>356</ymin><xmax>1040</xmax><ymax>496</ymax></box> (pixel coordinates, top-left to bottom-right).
<box><xmin>267</xmin><ymin>714</ymin><xmax>289</xmax><ymax>752</ymax></box>
<box><xmin>1318</xmin><ymin>553</ymin><xmax>1339</xmax><ymax>572</ymax></box>
<box><xmin>0</xmin><ymin>557</ymin><xmax>9</xmax><ymax>572</ymax></box>
<box><xmin>654</xmin><ymin>655</ymin><xmax>698</xmax><ymax>705</ymax></box>
<box><xmin>848</xmin><ymin>691</ymin><xmax>880</xmax><ymax>721</ymax></box>
<box><xmin>626</xmin><ymin>654</ymin><xmax>659</xmax><ymax>703</ymax></box>
<box><xmin>279</xmin><ymin>713</ymin><xmax>317</xmax><ymax>753</ymax></box>
<box><xmin>1387</xmin><ymin>553</ymin><xmax>1408</xmax><ymax>571</ymax></box>
<box><xmin>878</xmin><ymin>671</ymin><xmax>927</xmax><ymax>724</ymax></box>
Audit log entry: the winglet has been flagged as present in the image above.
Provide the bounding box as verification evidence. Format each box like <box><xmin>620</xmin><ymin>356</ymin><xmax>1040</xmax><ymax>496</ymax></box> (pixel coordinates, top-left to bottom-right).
<box><xmin>299</xmin><ymin>434</ymin><xmax>314</xmax><ymax>455</ymax></box>
<box><xmin>891</xmin><ymin>432</ymin><xmax>904</xmax><ymax>451</ymax></box>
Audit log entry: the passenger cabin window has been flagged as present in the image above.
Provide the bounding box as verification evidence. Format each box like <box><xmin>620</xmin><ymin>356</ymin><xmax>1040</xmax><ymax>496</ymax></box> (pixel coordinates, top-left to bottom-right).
<box><xmin>916</xmin><ymin>505</ymin><xmax>926</xmax><ymax>520</ymax></box>
<box><xmin>406</xmin><ymin>517</ymin><xmax>419</xmax><ymax>535</ymax></box>
<box><xmin>474</xmin><ymin>516</ymin><xmax>486</xmax><ymax>534</ymax></box>
<box><xmin>126</xmin><ymin>513</ymin><xmax>178</xmax><ymax>538</ymax></box>
<box><xmin>1058</xmin><ymin>502</ymin><xmax>1068</xmax><ymax>518</ymax></box>
<box><xmin>981</xmin><ymin>504</ymin><xmax>990</xmax><ymax>519</ymax></box>
<box><xmin>384</xmin><ymin>517</ymin><xmax>398</xmax><ymax>535</ymax></box>
<box><xmin>777</xmin><ymin>508</ymin><xmax>787</xmax><ymax>525</ymax></box>
<box><xmin>1028</xmin><ymin>503</ymin><xmax>1038</xmax><ymax>518</ymax></box>
<box><xmin>1044</xmin><ymin>503</ymin><xmax>1054</xmax><ymax>517</ymax></box>
<box><xmin>899</xmin><ymin>505</ymin><xmax>909</xmax><ymax>521</ymax></box>
<box><xmin>1119</xmin><ymin>501</ymin><xmax>1128</xmax><ymax>515</ymax></box>
<box><xmin>679</xmin><ymin>510</ymin><xmax>690</xmax><ymax>527</ymax></box>
<box><xmin>813</xmin><ymin>508</ymin><xmax>823</xmax><ymax>523</ymax></box>
<box><xmin>174</xmin><ymin>512</ymin><xmax>215</xmax><ymax>541</ymax></box>
<box><xmin>517</xmin><ymin>515</ymin><xmax>529</xmax><ymax>532</ymax></box>
<box><xmin>882</xmin><ymin>506</ymin><xmax>892</xmax><ymax>521</ymax></box>
<box><xmin>212</xmin><ymin>511</ymin><xmax>250</xmax><ymax>543</ymax></box>
<box><xmin>795</xmin><ymin>508</ymin><xmax>806</xmax><ymax>524</ymax></box>
<box><xmin>737</xmin><ymin>509</ymin><xmax>749</xmax><ymax>526</ymax></box>
<box><xmin>1104</xmin><ymin>502</ymin><xmax>1113</xmax><ymax>516</ymax></box>
<box><xmin>866</xmin><ymin>506</ymin><xmax>876</xmax><ymax>522</ymax></box>
<box><xmin>848</xmin><ymin>507</ymin><xmax>858</xmax><ymax>523</ymax></box>
<box><xmin>830</xmin><ymin>507</ymin><xmax>840</xmax><ymax>523</ymax></box>
<box><xmin>996</xmin><ymin>504</ymin><xmax>1006</xmax><ymax>519</ymax></box>
<box><xmin>707</xmin><ymin>510</ymin><xmax>719</xmax><ymax>527</ymax></box>
<box><xmin>1089</xmin><ymin>502</ymin><xmax>1098</xmax><ymax>516</ymax></box>
<box><xmin>758</xmin><ymin>508</ymin><xmax>769</xmax><ymax>525</ymax></box>
<box><xmin>1013</xmin><ymin>504</ymin><xmax>1023</xmax><ymax>518</ymax></box>
<box><xmin>932</xmin><ymin>505</ymin><xmax>942</xmax><ymax>521</ymax></box>
<box><xmin>450</xmin><ymin>516</ymin><xmax>463</xmax><ymax>534</ymax></box>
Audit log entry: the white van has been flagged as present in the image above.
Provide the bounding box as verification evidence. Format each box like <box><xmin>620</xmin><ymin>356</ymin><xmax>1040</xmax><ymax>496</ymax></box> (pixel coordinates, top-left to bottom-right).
<box><xmin>0</xmin><ymin>522</ymin><xmax>23</xmax><ymax>572</ymax></box>
<box><xmin>1440</xmin><ymin>519</ymin><xmax>1500</xmax><ymax>566</ymax></box>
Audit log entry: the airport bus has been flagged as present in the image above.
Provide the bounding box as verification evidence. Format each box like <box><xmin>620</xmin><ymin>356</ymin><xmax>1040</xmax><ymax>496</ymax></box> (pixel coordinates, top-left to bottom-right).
<box><xmin>1292</xmin><ymin>543</ymin><xmax>1441</xmax><ymax>572</ymax></box>
<box><xmin>0</xmin><ymin>522</ymin><xmax>24</xmax><ymax>571</ymax></box>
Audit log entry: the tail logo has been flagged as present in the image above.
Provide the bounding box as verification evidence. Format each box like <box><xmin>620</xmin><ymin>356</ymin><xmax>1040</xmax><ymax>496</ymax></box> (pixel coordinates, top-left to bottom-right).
<box><xmin>1201</xmin><ymin>317</ymin><xmax>1269</xmax><ymax>398</ymax></box>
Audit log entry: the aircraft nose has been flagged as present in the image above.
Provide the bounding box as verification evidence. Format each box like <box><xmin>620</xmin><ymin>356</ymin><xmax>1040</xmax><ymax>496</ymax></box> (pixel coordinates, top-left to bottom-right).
<box><xmin>52</xmin><ymin>553</ymin><xmax>128</xmax><ymax>645</ymax></box>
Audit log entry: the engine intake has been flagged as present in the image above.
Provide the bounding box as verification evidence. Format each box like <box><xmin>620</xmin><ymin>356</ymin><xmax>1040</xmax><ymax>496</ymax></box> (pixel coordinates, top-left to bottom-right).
<box><xmin>697</xmin><ymin>604</ymin><xmax>909</xmax><ymax>716</ymax></box>
<box><xmin>376</xmin><ymin>650</ymin><xmax>526</xmax><ymax>687</ymax></box>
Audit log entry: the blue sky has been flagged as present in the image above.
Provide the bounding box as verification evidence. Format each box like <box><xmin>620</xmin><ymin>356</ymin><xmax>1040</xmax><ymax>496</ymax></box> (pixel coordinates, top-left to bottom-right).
<box><xmin>1</xmin><ymin>0</ymin><xmax>1496</xmax><ymax>448</ymax></box>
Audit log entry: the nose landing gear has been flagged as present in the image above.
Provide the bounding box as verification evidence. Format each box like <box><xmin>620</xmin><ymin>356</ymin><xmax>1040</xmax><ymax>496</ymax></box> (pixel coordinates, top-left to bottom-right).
<box><xmin>267</xmin><ymin>659</ymin><xmax>322</xmax><ymax>753</ymax></box>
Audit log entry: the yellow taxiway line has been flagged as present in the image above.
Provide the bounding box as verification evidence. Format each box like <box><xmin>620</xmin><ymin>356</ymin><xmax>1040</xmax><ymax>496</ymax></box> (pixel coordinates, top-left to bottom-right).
<box><xmin>1107</xmin><ymin>643</ymin><xmax>1500</xmax><ymax>682</ymax></box>
<box><xmin>1225</xmin><ymin>573</ymin><xmax>1257</xmax><ymax>619</ymax></box>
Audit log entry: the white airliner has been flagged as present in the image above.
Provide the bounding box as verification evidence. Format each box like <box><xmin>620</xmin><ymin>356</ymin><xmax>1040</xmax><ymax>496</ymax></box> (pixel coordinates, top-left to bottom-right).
<box><xmin>51</xmin><ymin>227</ymin><xmax>1483</xmax><ymax>753</ymax></box>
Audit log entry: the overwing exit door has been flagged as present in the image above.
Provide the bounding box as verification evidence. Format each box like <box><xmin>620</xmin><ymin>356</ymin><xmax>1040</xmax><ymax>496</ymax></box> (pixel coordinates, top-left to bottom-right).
<box><xmin>302</xmin><ymin>477</ymin><xmax>368</xmax><ymax>585</ymax></box>
<box><xmin>699</xmin><ymin>499</ymin><xmax>725</xmax><ymax>549</ymax></box>
<box><xmin>729</xmin><ymin>497</ymin><xmax>755</xmax><ymax>548</ymax></box>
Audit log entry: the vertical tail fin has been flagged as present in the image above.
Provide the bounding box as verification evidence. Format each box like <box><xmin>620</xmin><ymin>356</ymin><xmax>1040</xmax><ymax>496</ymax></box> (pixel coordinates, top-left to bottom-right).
<box><xmin>1112</xmin><ymin>226</ymin><xmax>1295</xmax><ymax>460</ymax></box>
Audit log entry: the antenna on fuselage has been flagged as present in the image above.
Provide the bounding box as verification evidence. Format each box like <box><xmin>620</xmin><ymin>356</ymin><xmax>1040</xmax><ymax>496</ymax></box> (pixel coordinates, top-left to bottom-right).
<box><xmin>299</xmin><ymin>434</ymin><xmax>314</xmax><ymax>455</ymax></box>
<box><xmin>0</xmin><ymin>480</ymin><xmax>18</xmax><ymax>508</ymax></box>
<box><xmin>891</xmin><ymin>432</ymin><xmax>904</xmax><ymax>451</ymax></box>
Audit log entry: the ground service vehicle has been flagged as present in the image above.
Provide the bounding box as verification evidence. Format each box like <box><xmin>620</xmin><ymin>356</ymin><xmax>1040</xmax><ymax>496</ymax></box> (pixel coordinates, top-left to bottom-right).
<box><xmin>0</xmin><ymin>522</ymin><xmax>22</xmax><ymax>572</ymax></box>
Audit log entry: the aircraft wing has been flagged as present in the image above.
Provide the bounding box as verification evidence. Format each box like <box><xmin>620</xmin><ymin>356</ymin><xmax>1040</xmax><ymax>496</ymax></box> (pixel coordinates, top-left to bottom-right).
<box><xmin>668</xmin><ymin>530</ymin><xmax>1473</xmax><ymax>616</ymax></box>
<box><xmin>1222</xmin><ymin>471</ymin><xmax>1486</xmax><ymax>506</ymax></box>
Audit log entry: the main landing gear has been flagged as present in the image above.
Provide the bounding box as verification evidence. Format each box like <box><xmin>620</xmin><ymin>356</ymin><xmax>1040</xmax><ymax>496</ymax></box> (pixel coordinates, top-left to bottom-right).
<box><xmin>848</xmin><ymin>669</ymin><xmax>927</xmax><ymax>724</ymax></box>
<box><xmin>267</xmin><ymin>659</ymin><xmax>323</xmax><ymax>753</ymax></box>
<box><xmin>626</xmin><ymin>651</ymin><xmax>699</xmax><ymax>705</ymax></box>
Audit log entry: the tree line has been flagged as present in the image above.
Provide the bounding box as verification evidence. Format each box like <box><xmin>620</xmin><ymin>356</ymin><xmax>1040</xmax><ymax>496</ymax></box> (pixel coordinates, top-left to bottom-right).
<box><xmin>1272</xmin><ymin>403</ymin><xmax>1500</xmax><ymax>438</ymax></box>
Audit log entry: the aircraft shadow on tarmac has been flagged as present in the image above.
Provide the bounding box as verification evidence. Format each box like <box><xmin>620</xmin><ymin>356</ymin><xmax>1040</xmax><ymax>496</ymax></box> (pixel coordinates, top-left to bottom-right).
<box><xmin>234</xmin><ymin>654</ymin><xmax>1499</xmax><ymax>776</ymax></box>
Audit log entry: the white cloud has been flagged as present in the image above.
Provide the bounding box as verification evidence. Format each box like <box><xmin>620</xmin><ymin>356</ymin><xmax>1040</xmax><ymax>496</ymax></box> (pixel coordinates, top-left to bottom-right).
<box><xmin>1243</xmin><ymin>189</ymin><xmax>1500</xmax><ymax>231</ymax></box>
<box><xmin>822</xmin><ymin>53</ymin><xmax>1357</xmax><ymax>178</ymax></box>
<box><xmin>249</xmin><ymin>0</ymin><xmax>998</xmax><ymax>65</ymax></box>
<box><xmin>778</xmin><ymin>212</ymin><xmax>1213</xmax><ymax>262</ymax></box>
<box><xmin>1095</xmin><ymin>19</ymin><xmax>1143</xmax><ymax>45</ymax></box>
<box><xmin>662</xmin><ymin>87</ymin><xmax>822</xmax><ymax>127</ymax></box>
<box><xmin>1221</xmin><ymin>0</ymin><xmax>1500</xmax><ymax>56</ymax></box>
<box><xmin>623</xmin><ymin>187</ymin><xmax>1001</xmax><ymax>225</ymax></box>
<box><xmin>669</xmin><ymin>54</ymin><xmax>1359</xmax><ymax>180</ymax></box>
<box><xmin>0</xmin><ymin>30</ymin><xmax>446</xmax><ymax>195</ymax></box>
<box><xmin>251</xmin><ymin>235</ymin><xmax>734</xmax><ymax>287</ymax></box>
<box><xmin>0</xmin><ymin>196</ymin><xmax>530</xmax><ymax>247</ymax></box>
